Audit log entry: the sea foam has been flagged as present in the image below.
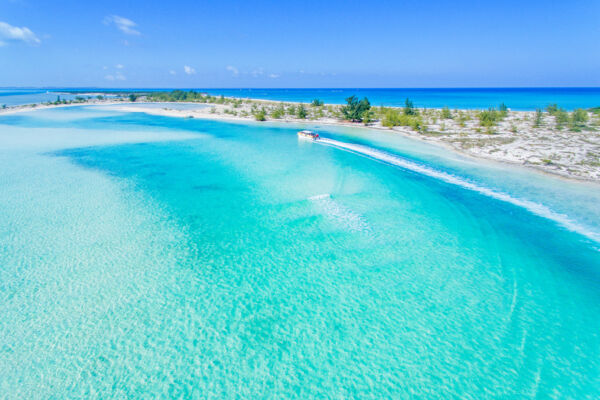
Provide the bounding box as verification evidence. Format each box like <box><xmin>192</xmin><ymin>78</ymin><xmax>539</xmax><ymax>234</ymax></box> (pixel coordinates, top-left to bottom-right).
<box><xmin>318</xmin><ymin>138</ymin><xmax>600</xmax><ymax>244</ymax></box>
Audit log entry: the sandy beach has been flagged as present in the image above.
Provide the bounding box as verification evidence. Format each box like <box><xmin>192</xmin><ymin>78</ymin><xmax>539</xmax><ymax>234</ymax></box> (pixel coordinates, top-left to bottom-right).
<box><xmin>2</xmin><ymin>97</ymin><xmax>599</xmax><ymax>182</ymax></box>
<box><xmin>112</xmin><ymin>99</ymin><xmax>600</xmax><ymax>182</ymax></box>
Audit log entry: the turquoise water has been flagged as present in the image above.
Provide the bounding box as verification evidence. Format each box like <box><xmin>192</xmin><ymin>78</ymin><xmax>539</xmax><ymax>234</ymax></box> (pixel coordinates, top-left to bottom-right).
<box><xmin>0</xmin><ymin>89</ymin><xmax>114</xmax><ymax>107</ymax></box>
<box><xmin>3</xmin><ymin>87</ymin><xmax>600</xmax><ymax>110</ymax></box>
<box><xmin>1</xmin><ymin>107</ymin><xmax>600</xmax><ymax>398</ymax></box>
<box><xmin>200</xmin><ymin>88</ymin><xmax>600</xmax><ymax>110</ymax></box>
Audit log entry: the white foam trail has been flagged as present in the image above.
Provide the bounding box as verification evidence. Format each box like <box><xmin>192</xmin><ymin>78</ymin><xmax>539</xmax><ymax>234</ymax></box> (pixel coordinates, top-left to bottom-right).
<box><xmin>317</xmin><ymin>137</ymin><xmax>600</xmax><ymax>243</ymax></box>
<box><xmin>309</xmin><ymin>193</ymin><xmax>370</xmax><ymax>233</ymax></box>
<box><xmin>308</xmin><ymin>193</ymin><xmax>331</xmax><ymax>200</ymax></box>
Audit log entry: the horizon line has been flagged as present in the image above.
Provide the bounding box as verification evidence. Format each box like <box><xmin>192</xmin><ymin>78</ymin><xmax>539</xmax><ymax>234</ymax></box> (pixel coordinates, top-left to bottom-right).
<box><xmin>2</xmin><ymin>86</ymin><xmax>600</xmax><ymax>91</ymax></box>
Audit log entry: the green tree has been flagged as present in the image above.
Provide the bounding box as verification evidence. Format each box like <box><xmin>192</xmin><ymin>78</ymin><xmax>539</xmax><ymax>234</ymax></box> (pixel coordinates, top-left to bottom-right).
<box><xmin>128</xmin><ymin>94</ymin><xmax>138</xmax><ymax>102</ymax></box>
<box><xmin>404</xmin><ymin>98</ymin><xmax>416</xmax><ymax>115</ymax></box>
<box><xmin>341</xmin><ymin>96</ymin><xmax>371</xmax><ymax>122</ymax></box>
<box><xmin>297</xmin><ymin>104</ymin><xmax>307</xmax><ymax>119</ymax></box>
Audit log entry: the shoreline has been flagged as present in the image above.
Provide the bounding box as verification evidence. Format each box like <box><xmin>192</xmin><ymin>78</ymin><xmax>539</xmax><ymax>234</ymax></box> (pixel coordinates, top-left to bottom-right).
<box><xmin>1</xmin><ymin>97</ymin><xmax>599</xmax><ymax>183</ymax></box>
<box><xmin>109</xmin><ymin>102</ymin><xmax>600</xmax><ymax>184</ymax></box>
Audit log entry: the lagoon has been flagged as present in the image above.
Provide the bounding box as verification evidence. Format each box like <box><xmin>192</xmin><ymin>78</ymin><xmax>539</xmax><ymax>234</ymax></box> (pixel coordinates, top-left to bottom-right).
<box><xmin>1</xmin><ymin>106</ymin><xmax>600</xmax><ymax>398</ymax></box>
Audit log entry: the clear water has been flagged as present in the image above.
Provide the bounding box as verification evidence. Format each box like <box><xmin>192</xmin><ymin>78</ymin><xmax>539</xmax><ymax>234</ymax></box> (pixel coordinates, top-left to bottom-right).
<box><xmin>1</xmin><ymin>107</ymin><xmax>600</xmax><ymax>398</ymax></box>
<box><xmin>0</xmin><ymin>89</ymin><xmax>114</xmax><ymax>107</ymax></box>
<box><xmin>3</xmin><ymin>87</ymin><xmax>600</xmax><ymax>110</ymax></box>
<box><xmin>200</xmin><ymin>88</ymin><xmax>600</xmax><ymax>110</ymax></box>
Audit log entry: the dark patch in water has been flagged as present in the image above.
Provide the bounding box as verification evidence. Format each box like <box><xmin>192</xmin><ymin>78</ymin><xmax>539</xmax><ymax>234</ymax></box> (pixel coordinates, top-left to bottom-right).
<box><xmin>192</xmin><ymin>184</ymin><xmax>222</xmax><ymax>191</ymax></box>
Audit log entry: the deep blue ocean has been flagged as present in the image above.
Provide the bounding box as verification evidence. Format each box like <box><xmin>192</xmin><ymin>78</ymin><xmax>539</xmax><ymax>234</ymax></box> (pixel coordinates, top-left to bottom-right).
<box><xmin>201</xmin><ymin>88</ymin><xmax>600</xmax><ymax>110</ymax></box>
<box><xmin>2</xmin><ymin>87</ymin><xmax>600</xmax><ymax>110</ymax></box>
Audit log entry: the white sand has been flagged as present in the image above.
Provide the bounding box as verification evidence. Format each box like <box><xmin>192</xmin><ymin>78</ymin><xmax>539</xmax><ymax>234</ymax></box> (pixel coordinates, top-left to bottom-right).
<box><xmin>2</xmin><ymin>98</ymin><xmax>599</xmax><ymax>182</ymax></box>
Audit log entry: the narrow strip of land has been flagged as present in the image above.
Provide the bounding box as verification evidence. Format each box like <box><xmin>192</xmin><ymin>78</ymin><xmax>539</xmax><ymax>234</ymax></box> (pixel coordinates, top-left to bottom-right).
<box><xmin>2</xmin><ymin>91</ymin><xmax>599</xmax><ymax>181</ymax></box>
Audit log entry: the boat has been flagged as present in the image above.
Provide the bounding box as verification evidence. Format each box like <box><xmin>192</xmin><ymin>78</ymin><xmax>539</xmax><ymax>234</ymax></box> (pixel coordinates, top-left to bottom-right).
<box><xmin>297</xmin><ymin>130</ymin><xmax>320</xmax><ymax>140</ymax></box>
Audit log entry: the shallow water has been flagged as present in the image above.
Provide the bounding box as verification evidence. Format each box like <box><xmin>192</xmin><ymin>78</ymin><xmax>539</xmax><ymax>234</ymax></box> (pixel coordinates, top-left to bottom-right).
<box><xmin>1</xmin><ymin>107</ymin><xmax>600</xmax><ymax>398</ymax></box>
<box><xmin>0</xmin><ymin>89</ymin><xmax>116</xmax><ymax>107</ymax></box>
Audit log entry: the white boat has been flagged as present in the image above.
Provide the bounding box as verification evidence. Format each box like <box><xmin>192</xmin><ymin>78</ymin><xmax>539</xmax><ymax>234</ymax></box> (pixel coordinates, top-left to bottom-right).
<box><xmin>297</xmin><ymin>130</ymin><xmax>320</xmax><ymax>140</ymax></box>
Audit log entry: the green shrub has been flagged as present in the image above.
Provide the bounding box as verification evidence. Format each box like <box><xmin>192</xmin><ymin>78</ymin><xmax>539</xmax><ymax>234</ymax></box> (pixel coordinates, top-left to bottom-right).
<box><xmin>441</xmin><ymin>106</ymin><xmax>453</xmax><ymax>119</ymax></box>
<box><xmin>571</xmin><ymin>108</ymin><xmax>589</xmax><ymax>127</ymax></box>
<box><xmin>271</xmin><ymin>104</ymin><xmax>285</xmax><ymax>119</ymax></box>
<box><xmin>128</xmin><ymin>94</ymin><xmax>138</xmax><ymax>102</ymax></box>
<box><xmin>362</xmin><ymin>109</ymin><xmax>374</xmax><ymax>125</ymax></box>
<box><xmin>254</xmin><ymin>108</ymin><xmax>266</xmax><ymax>121</ymax></box>
<box><xmin>311</xmin><ymin>99</ymin><xmax>324</xmax><ymax>107</ymax></box>
<box><xmin>499</xmin><ymin>102</ymin><xmax>508</xmax><ymax>117</ymax></box>
<box><xmin>478</xmin><ymin>108</ymin><xmax>502</xmax><ymax>127</ymax></box>
<box><xmin>546</xmin><ymin>104</ymin><xmax>559</xmax><ymax>115</ymax></box>
<box><xmin>381</xmin><ymin>107</ymin><xmax>423</xmax><ymax>130</ymax></box>
<box><xmin>554</xmin><ymin>109</ymin><xmax>569</xmax><ymax>127</ymax></box>
<box><xmin>534</xmin><ymin>109</ymin><xmax>543</xmax><ymax>127</ymax></box>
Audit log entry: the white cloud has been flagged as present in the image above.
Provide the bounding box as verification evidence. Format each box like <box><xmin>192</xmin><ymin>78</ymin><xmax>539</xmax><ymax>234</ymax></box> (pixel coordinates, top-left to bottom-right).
<box><xmin>0</xmin><ymin>21</ymin><xmax>40</xmax><ymax>45</ymax></box>
<box><xmin>269</xmin><ymin>73</ymin><xmax>280</xmax><ymax>79</ymax></box>
<box><xmin>103</xmin><ymin>15</ymin><xmax>140</xmax><ymax>35</ymax></box>
<box><xmin>184</xmin><ymin>65</ymin><xmax>196</xmax><ymax>75</ymax></box>
<box><xmin>116</xmin><ymin>64</ymin><xmax>124</xmax><ymax>69</ymax></box>
<box><xmin>169</xmin><ymin>70</ymin><xmax>177</xmax><ymax>75</ymax></box>
<box><xmin>251</xmin><ymin>67</ymin><xmax>264</xmax><ymax>77</ymax></box>
<box><xmin>105</xmin><ymin>71</ymin><xmax>126</xmax><ymax>81</ymax></box>
<box><xmin>226</xmin><ymin>65</ymin><xmax>239</xmax><ymax>76</ymax></box>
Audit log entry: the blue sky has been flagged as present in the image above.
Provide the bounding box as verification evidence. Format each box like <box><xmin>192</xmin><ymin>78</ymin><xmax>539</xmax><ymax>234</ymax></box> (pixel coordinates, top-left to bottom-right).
<box><xmin>0</xmin><ymin>0</ymin><xmax>598</xmax><ymax>88</ymax></box>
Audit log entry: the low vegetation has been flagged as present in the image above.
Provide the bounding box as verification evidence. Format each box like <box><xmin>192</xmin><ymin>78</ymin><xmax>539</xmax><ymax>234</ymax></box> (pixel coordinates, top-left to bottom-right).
<box><xmin>478</xmin><ymin>108</ymin><xmax>504</xmax><ymax>128</ymax></box>
<box><xmin>379</xmin><ymin>107</ymin><xmax>423</xmax><ymax>130</ymax></box>
<box><xmin>253</xmin><ymin>108</ymin><xmax>266</xmax><ymax>121</ymax></box>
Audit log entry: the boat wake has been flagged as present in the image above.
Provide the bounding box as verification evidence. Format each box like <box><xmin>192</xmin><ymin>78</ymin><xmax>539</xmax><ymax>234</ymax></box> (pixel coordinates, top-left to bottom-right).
<box><xmin>317</xmin><ymin>137</ymin><xmax>600</xmax><ymax>244</ymax></box>
<box><xmin>308</xmin><ymin>193</ymin><xmax>370</xmax><ymax>233</ymax></box>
